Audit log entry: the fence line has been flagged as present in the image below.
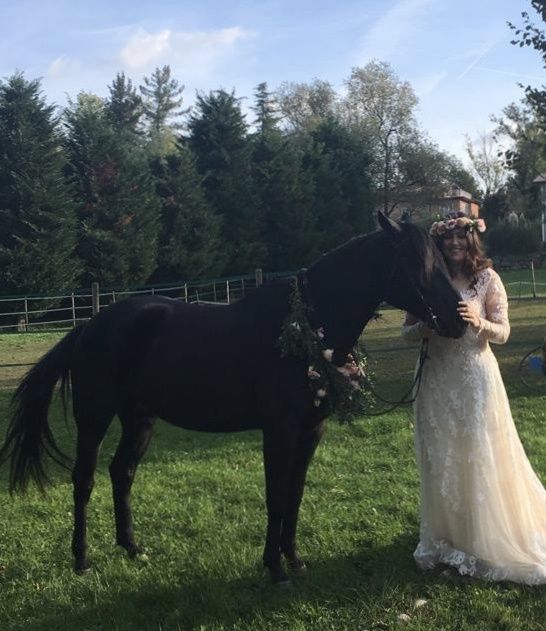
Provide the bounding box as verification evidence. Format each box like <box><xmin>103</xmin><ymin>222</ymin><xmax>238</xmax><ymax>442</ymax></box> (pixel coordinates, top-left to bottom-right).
<box><xmin>0</xmin><ymin>268</ymin><xmax>278</xmax><ymax>334</ymax></box>
<box><xmin>1</xmin><ymin>266</ymin><xmax>545</xmax><ymax>335</ymax></box>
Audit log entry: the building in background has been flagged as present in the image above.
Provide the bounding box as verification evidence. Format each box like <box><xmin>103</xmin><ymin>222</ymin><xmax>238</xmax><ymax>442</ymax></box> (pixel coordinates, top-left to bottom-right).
<box><xmin>434</xmin><ymin>185</ymin><xmax>481</xmax><ymax>217</ymax></box>
<box><xmin>397</xmin><ymin>183</ymin><xmax>481</xmax><ymax>223</ymax></box>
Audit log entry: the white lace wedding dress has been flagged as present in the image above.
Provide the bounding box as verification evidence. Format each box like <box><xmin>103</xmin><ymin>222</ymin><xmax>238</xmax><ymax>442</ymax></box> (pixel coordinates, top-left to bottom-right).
<box><xmin>402</xmin><ymin>267</ymin><xmax>546</xmax><ymax>584</ymax></box>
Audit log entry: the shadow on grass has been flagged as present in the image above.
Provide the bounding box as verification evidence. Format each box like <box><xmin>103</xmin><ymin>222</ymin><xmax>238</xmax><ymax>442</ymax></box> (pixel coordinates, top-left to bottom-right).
<box><xmin>15</xmin><ymin>530</ymin><xmax>517</xmax><ymax>631</ymax></box>
<box><xmin>8</xmin><ymin>535</ymin><xmax>408</xmax><ymax>631</ymax></box>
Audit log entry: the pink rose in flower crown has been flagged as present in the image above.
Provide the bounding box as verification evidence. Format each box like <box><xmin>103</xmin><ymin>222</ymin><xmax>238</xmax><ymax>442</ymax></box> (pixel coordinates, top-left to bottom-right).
<box><xmin>437</xmin><ymin>223</ymin><xmax>447</xmax><ymax>235</ymax></box>
<box><xmin>455</xmin><ymin>217</ymin><xmax>467</xmax><ymax>227</ymax></box>
<box><xmin>446</xmin><ymin>219</ymin><xmax>456</xmax><ymax>230</ymax></box>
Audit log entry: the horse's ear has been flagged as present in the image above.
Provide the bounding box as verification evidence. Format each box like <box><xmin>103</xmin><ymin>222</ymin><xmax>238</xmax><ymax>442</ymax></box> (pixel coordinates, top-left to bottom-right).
<box><xmin>377</xmin><ymin>211</ymin><xmax>402</xmax><ymax>236</ymax></box>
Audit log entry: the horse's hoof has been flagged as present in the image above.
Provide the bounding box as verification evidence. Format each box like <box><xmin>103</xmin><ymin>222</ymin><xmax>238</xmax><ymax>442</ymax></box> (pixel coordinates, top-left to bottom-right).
<box><xmin>120</xmin><ymin>542</ymin><xmax>144</xmax><ymax>559</ymax></box>
<box><xmin>287</xmin><ymin>558</ymin><xmax>307</xmax><ymax>576</ymax></box>
<box><xmin>284</xmin><ymin>551</ymin><xmax>307</xmax><ymax>576</ymax></box>
<box><xmin>74</xmin><ymin>561</ymin><xmax>92</xmax><ymax>575</ymax></box>
<box><xmin>265</xmin><ymin>563</ymin><xmax>290</xmax><ymax>585</ymax></box>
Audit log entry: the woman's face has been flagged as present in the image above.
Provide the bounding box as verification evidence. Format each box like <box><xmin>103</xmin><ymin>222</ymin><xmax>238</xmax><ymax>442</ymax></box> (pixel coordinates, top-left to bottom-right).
<box><xmin>441</xmin><ymin>228</ymin><xmax>468</xmax><ymax>266</ymax></box>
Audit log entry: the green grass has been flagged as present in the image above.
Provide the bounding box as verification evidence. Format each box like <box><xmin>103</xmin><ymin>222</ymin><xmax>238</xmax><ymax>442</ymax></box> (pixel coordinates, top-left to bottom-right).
<box><xmin>1</xmin><ymin>302</ymin><xmax>546</xmax><ymax>629</ymax></box>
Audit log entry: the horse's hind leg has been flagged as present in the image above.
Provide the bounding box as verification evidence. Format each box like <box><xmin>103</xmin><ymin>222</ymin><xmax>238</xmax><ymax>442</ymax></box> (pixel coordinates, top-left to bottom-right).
<box><xmin>109</xmin><ymin>413</ymin><xmax>155</xmax><ymax>557</ymax></box>
<box><xmin>71</xmin><ymin>405</ymin><xmax>113</xmax><ymax>573</ymax></box>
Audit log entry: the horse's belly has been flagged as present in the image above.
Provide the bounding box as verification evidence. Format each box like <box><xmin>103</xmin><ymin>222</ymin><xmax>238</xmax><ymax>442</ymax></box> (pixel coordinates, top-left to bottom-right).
<box><xmin>148</xmin><ymin>377</ymin><xmax>262</xmax><ymax>433</ymax></box>
<box><xmin>161</xmin><ymin>412</ymin><xmax>261</xmax><ymax>433</ymax></box>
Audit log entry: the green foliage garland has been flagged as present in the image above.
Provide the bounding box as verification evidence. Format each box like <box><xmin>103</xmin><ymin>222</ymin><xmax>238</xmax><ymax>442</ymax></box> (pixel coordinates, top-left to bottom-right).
<box><xmin>278</xmin><ymin>279</ymin><xmax>373</xmax><ymax>422</ymax></box>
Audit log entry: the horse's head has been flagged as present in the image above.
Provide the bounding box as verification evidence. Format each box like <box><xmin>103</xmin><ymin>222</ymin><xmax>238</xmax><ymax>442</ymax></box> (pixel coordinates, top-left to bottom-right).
<box><xmin>378</xmin><ymin>212</ymin><xmax>466</xmax><ymax>338</ymax></box>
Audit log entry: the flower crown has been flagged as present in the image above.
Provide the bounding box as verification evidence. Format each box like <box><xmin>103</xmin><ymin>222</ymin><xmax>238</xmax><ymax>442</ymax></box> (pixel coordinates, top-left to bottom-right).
<box><xmin>430</xmin><ymin>216</ymin><xmax>486</xmax><ymax>236</ymax></box>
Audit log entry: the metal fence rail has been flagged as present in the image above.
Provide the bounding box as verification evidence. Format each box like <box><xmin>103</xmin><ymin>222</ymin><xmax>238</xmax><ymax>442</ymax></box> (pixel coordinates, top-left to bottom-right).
<box><xmin>0</xmin><ymin>269</ymin><xmax>287</xmax><ymax>334</ymax></box>
<box><xmin>505</xmin><ymin>281</ymin><xmax>546</xmax><ymax>300</ymax></box>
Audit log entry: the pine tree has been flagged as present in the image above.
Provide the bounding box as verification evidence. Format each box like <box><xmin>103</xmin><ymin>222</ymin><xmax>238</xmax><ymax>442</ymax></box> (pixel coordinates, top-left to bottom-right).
<box><xmin>140</xmin><ymin>65</ymin><xmax>186</xmax><ymax>154</ymax></box>
<box><xmin>251</xmin><ymin>82</ymin><xmax>317</xmax><ymax>271</ymax></box>
<box><xmin>150</xmin><ymin>146</ymin><xmax>224</xmax><ymax>282</ymax></box>
<box><xmin>304</xmin><ymin>117</ymin><xmax>374</xmax><ymax>253</ymax></box>
<box><xmin>63</xmin><ymin>92</ymin><xmax>160</xmax><ymax>287</ymax></box>
<box><xmin>252</xmin><ymin>82</ymin><xmax>279</xmax><ymax>136</ymax></box>
<box><xmin>0</xmin><ymin>73</ymin><xmax>79</xmax><ymax>296</ymax></box>
<box><xmin>106</xmin><ymin>72</ymin><xmax>143</xmax><ymax>137</ymax></box>
<box><xmin>188</xmin><ymin>89</ymin><xmax>265</xmax><ymax>274</ymax></box>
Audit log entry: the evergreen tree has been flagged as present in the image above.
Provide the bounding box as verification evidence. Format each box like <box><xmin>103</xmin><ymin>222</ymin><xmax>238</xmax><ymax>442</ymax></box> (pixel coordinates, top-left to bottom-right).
<box><xmin>304</xmin><ymin>117</ymin><xmax>374</xmax><ymax>253</ymax></box>
<box><xmin>63</xmin><ymin>93</ymin><xmax>160</xmax><ymax>287</ymax></box>
<box><xmin>106</xmin><ymin>72</ymin><xmax>143</xmax><ymax>137</ymax></box>
<box><xmin>188</xmin><ymin>89</ymin><xmax>265</xmax><ymax>273</ymax></box>
<box><xmin>252</xmin><ymin>82</ymin><xmax>279</xmax><ymax>136</ymax></box>
<box><xmin>251</xmin><ymin>82</ymin><xmax>317</xmax><ymax>271</ymax></box>
<box><xmin>140</xmin><ymin>65</ymin><xmax>186</xmax><ymax>154</ymax></box>
<box><xmin>150</xmin><ymin>147</ymin><xmax>224</xmax><ymax>282</ymax></box>
<box><xmin>0</xmin><ymin>73</ymin><xmax>79</xmax><ymax>296</ymax></box>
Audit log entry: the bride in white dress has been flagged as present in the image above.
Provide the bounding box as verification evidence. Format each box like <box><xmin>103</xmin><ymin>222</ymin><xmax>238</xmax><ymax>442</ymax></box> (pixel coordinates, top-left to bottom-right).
<box><xmin>402</xmin><ymin>213</ymin><xmax>546</xmax><ymax>584</ymax></box>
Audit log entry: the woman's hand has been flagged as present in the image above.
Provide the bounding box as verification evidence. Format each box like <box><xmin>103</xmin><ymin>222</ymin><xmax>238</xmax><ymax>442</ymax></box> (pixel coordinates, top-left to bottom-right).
<box><xmin>458</xmin><ymin>300</ymin><xmax>481</xmax><ymax>328</ymax></box>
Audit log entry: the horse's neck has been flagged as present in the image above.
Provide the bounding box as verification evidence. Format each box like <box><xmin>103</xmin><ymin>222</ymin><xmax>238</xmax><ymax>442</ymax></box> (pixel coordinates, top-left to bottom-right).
<box><xmin>306</xmin><ymin>233</ymin><xmax>391</xmax><ymax>351</ymax></box>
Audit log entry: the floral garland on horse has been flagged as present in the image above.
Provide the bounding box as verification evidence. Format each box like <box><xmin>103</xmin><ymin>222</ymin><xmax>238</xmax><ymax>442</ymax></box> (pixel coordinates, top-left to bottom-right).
<box><xmin>277</xmin><ymin>279</ymin><xmax>373</xmax><ymax>421</ymax></box>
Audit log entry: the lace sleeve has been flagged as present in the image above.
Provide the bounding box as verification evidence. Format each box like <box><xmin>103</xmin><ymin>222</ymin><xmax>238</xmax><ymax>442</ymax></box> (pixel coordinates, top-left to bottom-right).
<box><xmin>477</xmin><ymin>270</ymin><xmax>510</xmax><ymax>345</ymax></box>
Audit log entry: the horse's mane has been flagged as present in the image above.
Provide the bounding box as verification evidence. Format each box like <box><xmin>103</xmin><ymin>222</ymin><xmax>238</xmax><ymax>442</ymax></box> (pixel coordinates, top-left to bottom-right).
<box><xmin>398</xmin><ymin>221</ymin><xmax>437</xmax><ymax>286</ymax></box>
<box><xmin>308</xmin><ymin>221</ymin><xmax>441</xmax><ymax>288</ymax></box>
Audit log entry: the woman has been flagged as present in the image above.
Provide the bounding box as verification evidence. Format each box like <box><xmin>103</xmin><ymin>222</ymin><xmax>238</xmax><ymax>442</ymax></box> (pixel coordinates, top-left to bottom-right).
<box><xmin>402</xmin><ymin>213</ymin><xmax>546</xmax><ymax>584</ymax></box>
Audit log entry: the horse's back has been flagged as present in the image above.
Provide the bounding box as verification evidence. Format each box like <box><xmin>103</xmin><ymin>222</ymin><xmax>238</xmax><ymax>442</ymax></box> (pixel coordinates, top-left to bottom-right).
<box><xmin>69</xmin><ymin>293</ymin><xmax>288</xmax><ymax>432</ymax></box>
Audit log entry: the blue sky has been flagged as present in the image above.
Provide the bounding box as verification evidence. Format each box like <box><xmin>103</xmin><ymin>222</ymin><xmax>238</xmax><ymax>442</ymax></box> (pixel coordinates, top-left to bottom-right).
<box><xmin>0</xmin><ymin>0</ymin><xmax>543</xmax><ymax>161</ymax></box>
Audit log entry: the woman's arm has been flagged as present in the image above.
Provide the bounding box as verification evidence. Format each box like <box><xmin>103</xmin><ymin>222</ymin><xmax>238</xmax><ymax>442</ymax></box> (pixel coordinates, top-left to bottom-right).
<box><xmin>459</xmin><ymin>270</ymin><xmax>510</xmax><ymax>345</ymax></box>
<box><xmin>478</xmin><ymin>270</ymin><xmax>510</xmax><ymax>344</ymax></box>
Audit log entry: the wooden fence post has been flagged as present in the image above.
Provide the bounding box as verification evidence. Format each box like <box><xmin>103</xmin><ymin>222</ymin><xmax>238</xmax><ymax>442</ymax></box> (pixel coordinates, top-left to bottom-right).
<box><xmin>184</xmin><ymin>283</ymin><xmax>188</xmax><ymax>303</ymax></box>
<box><xmin>530</xmin><ymin>260</ymin><xmax>537</xmax><ymax>299</ymax></box>
<box><xmin>24</xmin><ymin>298</ymin><xmax>29</xmax><ymax>328</ymax></box>
<box><xmin>255</xmin><ymin>268</ymin><xmax>263</xmax><ymax>287</ymax></box>
<box><xmin>91</xmin><ymin>282</ymin><xmax>100</xmax><ymax>315</ymax></box>
<box><xmin>71</xmin><ymin>293</ymin><xmax>76</xmax><ymax>327</ymax></box>
<box><xmin>226</xmin><ymin>280</ymin><xmax>230</xmax><ymax>304</ymax></box>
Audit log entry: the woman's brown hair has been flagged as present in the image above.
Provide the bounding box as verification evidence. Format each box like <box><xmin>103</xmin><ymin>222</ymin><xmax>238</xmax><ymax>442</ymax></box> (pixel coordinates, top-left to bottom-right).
<box><xmin>432</xmin><ymin>212</ymin><xmax>492</xmax><ymax>287</ymax></box>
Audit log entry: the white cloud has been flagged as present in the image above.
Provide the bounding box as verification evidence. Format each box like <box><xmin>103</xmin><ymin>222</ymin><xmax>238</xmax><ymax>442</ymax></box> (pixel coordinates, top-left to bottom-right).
<box><xmin>358</xmin><ymin>0</ymin><xmax>437</xmax><ymax>63</ymax></box>
<box><xmin>120</xmin><ymin>28</ymin><xmax>172</xmax><ymax>68</ymax></box>
<box><xmin>118</xmin><ymin>26</ymin><xmax>253</xmax><ymax>75</ymax></box>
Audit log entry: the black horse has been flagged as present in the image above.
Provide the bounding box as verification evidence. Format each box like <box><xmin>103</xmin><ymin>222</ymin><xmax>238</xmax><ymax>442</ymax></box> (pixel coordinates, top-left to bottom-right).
<box><xmin>0</xmin><ymin>212</ymin><xmax>465</xmax><ymax>584</ymax></box>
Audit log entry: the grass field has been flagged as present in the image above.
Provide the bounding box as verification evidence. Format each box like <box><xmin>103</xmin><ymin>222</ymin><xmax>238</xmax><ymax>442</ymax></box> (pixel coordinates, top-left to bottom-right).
<box><xmin>0</xmin><ymin>299</ymin><xmax>546</xmax><ymax>630</ymax></box>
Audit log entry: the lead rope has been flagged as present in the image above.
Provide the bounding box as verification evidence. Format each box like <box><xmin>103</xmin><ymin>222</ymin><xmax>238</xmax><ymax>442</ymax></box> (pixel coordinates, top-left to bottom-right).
<box><xmin>359</xmin><ymin>337</ymin><xmax>430</xmax><ymax>416</ymax></box>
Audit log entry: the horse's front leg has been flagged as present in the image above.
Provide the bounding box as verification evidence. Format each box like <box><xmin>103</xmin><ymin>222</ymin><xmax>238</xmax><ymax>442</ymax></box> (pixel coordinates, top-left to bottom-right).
<box><xmin>280</xmin><ymin>420</ymin><xmax>325</xmax><ymax>574</ymax></box>
<box><xmin>262</xmin><ymin>423</ymin><xmax>299</xmax><ymax>584</ymax></box>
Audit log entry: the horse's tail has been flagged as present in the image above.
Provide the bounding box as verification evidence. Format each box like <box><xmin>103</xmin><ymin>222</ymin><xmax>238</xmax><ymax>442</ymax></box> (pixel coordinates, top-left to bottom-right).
<box><xmin>0</xmin><ymin>323</ymin><xmax>86</xmax><ymax>493</ymax></box>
